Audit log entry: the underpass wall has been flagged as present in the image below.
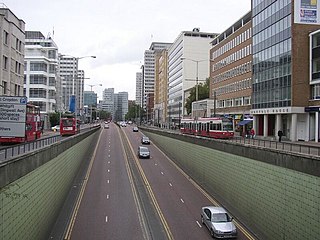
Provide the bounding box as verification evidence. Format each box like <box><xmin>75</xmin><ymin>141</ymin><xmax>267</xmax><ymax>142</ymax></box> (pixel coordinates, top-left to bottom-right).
<box><xmin>144</xmin><ymin>131</ymin><xmax>320</xmax><ymax>240</ymax></box>
<box><xmin>0</xmin><ymin>129</ymin><xmax>100</xmax><ymax>240</ymax></box>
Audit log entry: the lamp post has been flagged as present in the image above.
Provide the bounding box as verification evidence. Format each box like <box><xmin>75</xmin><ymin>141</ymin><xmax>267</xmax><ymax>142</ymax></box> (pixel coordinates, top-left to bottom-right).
<box><xmin>87</xmin><ymin>84</ymin><xmax>102</xmax><ymax>124</ymax></box>
<box><xmin>181</xmin><ymin>58</ymin><xmax>207</xmax><ymax>102</ymax></box>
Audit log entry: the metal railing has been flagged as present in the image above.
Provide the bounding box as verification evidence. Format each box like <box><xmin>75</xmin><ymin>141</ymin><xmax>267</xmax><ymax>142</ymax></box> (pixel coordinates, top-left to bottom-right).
<box><xmin>225</xmin><ymin>136</ymin><xmax>320</xmax><ymax>156</ymax></box>
<box><xmin>140</xmin><ymin>125</ymin><xmax>320</xmax><ymax>157</ymax></box>
<box><xmin>0</xmin><ymin>124</ymin><xmax>101</xmax><ymax>163</ymax></box>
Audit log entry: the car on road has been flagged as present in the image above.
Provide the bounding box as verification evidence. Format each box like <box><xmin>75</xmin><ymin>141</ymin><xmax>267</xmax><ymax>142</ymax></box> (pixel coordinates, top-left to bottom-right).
<box><xmin>104</xmin><ymin>124</ymin><xmax>109</xmax><ymax>129</ymax></box>
<box><xmin>138</xmin><ymin>146</ymin><xmax>150</xmax><ymax>158</ymax></box>
<box><xmin>201</xmin><ymin>206</ymin><xmax>237</xmax><ymax>239</ymax></box>
<box><xmin>141</xmin><ymin>136</ymin><xmax>150</xmax><ymax>144</ymax></box>
<box><xmin>133</xmin><ymin>127</ymin><xmax>139</xmax><ymax>132</ymax></box>
<box><xmin>51</xmin><ymin>125</ymin><xmax>60</xmax><ymax>132</ymax></box>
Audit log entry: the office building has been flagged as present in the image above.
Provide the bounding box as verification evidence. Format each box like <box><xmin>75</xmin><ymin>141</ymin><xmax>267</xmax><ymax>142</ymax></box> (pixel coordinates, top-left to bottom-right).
<box><xmin>24</xmin><ymin>31</ymin><xmax>58</xmax><ymax>115</ymax></box>
<box><xmin>143</xmin><ymin>42</ymin><xmax>171</xmax><ymax>110</ymax></box>
<box><xmin>0</xmin><ymin>6</ymin><xmax>25</xmax><ymax>96</ymax></box>
<box><xmin>306</xmin><ymin>29</ymin><xmax>320</xmax><ymax>141</ymax></box>
<box><xmin>210</xmin><ymin>12</ymin><xmax>252</xmax><ymax>131</ymax></box>
<box><xmin>135</xmin><ymin>72</ymin><xmax>143</xmax><ymax>106</ymax></box>
<box><xmin>168</xmin><ymin>28</ymin><xmax>217</xmax><ymax>124</ymax></box>
<box><xmin>114</xmin><ymin>91</ymin><xmax>128</xmax><ymax>121</ymax></box>
<box><xmin>101</xmin><ymin>88</ymin><xmax>115</xmax><ymax>118</ymax></box>
<box><xmin>154</xmin><ymin>49</ymin><xmax>169</xmax><ymax>126</ymax></box>
<box><xmin>58</xmin><ymin>55</ymin><xmax>84</xmax><ymax>116</ymax></box>
<box><xmin>250</xmin><ymin>0</ymin><xmax>320</xmax><ymax>141</ymax></box>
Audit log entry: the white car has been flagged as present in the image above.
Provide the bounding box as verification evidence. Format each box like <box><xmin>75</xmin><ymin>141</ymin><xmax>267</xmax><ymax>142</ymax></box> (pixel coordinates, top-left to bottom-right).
<box><xmin>51</xmin><ymin>125</ymin><xmax>60</xmax><ymax>131</ymax></box>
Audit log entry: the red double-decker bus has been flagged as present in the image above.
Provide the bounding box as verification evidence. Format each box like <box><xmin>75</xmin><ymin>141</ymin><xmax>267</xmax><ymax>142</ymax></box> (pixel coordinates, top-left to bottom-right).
<box><xmin>0</xmin><ymin>103</ymin><xmax>42</xmax><ymax>144</ymax></box>
<box><xmin>60</xmin><ymin>117</ymin><xmax>80</xmax><ymax>136</ymax></box>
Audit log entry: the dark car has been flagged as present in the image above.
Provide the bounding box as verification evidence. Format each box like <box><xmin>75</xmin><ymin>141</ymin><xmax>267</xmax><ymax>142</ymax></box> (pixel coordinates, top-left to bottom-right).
<box><xmin>138</xmin><ymin>146</ymin><xmax>150</xmax><ymax>158</ymax></box>
<box><xmin>141</xmin><ymin>136</ymin><xmax>150</xmax><ymax>144</ymax></box>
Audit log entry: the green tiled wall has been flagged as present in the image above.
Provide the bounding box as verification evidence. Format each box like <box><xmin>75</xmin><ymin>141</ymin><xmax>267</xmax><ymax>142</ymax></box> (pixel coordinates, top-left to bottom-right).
<box><xmin>0</xmin><ymin>133</ymin><xmax>97</xmax><ymax>240</ymax></box>
<box><xmin>147</xmin><ymin>132</ymin><xmax>320</xmax><ymax>240</ymax></box>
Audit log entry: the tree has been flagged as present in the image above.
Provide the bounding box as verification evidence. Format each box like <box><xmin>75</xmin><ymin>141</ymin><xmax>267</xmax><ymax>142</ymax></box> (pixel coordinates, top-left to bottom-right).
<box><xmin>185</xmin><ymin>78</ymin><xmax>210</xmax><ymax>115</ymax></box>
<box><xmin>125</xmin><ymin>103</ymin><xmax>145</xmax><ymax>123</ymax></box>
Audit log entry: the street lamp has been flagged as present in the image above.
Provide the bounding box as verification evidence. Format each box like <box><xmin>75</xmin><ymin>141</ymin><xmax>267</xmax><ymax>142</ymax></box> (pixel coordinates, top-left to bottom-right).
<box><xmin>87</xmin><ymin>84</ymin><xmax>102</xmax><ymax>124</ymax></box>
<box><xmin>181</xmin><ymin>57</ymin><xmax>207</xmax><ymax>102</ymax></box>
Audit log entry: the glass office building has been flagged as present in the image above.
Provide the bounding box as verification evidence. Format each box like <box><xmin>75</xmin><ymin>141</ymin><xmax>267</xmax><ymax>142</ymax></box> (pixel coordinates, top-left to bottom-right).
<box><xmin>251</xmin><ymin>0</ymin><xmax>320</xmax><ymax>141</ymax></box>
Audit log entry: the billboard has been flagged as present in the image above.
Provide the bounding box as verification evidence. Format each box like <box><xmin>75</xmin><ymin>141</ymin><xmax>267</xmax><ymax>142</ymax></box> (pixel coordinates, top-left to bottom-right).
<box><xmin>0</xmin><ymin>96</ymin><xmax>27</xmax><ymax>137</ymax></box>
<box><xmin>294</xmin><ymin>0</ymin><xmax>320</xmax><ymax>24</ymax></box>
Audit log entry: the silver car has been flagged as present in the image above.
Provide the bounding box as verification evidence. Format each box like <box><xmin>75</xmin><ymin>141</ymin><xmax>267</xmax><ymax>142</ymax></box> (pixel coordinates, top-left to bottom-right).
<box><xmin>141</xmin><ymin>136</ymin><xmax>150</xmax><ymax>144</ymax></box>
<box><xmin>138</xmin><ymin>146</ymin><xmax>150</xmax><ymax>158</ymax></box>
<box><xmin>201</xmin><ymin>206</ymin><xmax>237</xmax><ymax>239</ymax></box>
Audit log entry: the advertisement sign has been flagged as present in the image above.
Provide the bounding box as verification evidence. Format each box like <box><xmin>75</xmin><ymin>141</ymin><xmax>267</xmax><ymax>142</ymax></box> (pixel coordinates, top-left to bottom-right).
<box><xmin>0</xmin><ymin>96</ymin><xmax>27</xmax><ymax>137</ymax></box>
<box><xmin>294</xmin><ymin>0</ymin><xmax>320</xmax><ymax>24</ymax></box>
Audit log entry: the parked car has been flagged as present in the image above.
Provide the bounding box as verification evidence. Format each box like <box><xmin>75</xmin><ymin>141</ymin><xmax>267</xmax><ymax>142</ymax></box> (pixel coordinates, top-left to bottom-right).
<box><xmin>201</xmin><ymin>206</ymin><xmax>237</xmax><ymax>239</ymax></box>
<box><xmin>138</xmin><ymin>146</ymin><xmax>150</xmax><ymax>158</ymax></box>
<box><xmin>133</xmin><ymin>127</ymin><xmax>139</xmax><ymax>132</ymax></box>
<box><xmin>141</xmin><ymin>136</ymin><xmax>150</xmax><ymax>144</ymax></box>
<box><xmin>51</xmin><ymin>125</ymin><xmax>60</xmax><ymax>132</ymax></box>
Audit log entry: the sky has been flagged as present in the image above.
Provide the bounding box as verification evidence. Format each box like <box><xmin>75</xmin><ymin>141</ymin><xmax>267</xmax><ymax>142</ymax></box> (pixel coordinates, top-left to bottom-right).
<box><xmin>8</xmin><ymin>0</ymin><xmax>251</xmax><ymax>100</ymax></box>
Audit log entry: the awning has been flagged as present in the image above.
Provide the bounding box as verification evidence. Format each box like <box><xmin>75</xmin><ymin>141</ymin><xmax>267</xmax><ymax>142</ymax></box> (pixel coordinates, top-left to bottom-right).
<box><xmin>237</xmin><ymin>119</ymin><xmax>252</xmax><ymax>126</ymax></box>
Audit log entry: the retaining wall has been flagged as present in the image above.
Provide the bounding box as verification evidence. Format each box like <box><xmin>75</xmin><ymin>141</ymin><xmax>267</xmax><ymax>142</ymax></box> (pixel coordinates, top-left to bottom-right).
<box><xmin>0</xmin><ymin>129</ymin><xmax>99</xmax><ymax>240</ymax></box>
<box><xmin>144</xmin><ymin>129</ymin><xmax>320</xmax><ymax>240</ymax></box>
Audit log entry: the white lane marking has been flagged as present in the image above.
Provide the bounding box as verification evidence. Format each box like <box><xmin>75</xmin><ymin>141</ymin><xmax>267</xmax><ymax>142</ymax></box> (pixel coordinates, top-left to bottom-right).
<box><xmin>108</xmin><ymin>161</ymin><xmax>110</xmax><ymax>164</ymax></box>
<box><xmin>106</xmin><ymin>194</ymin><xmax>109</xmax><ymax>199</ymax></box>
<box><xmin>107</xmin><ymin>180</ymin><xmax>110</xmax><ymax>184</ymax></box>
<box><xmin>109</xmin><ymin>145</ymin><xmax>111</xmax><ymax>148</ymax></box>
<box><xmin>108</xmin><ymin>155</ymin><xmax>111</xmax><ymax>158</ymax></box>
<box><xmin>155</xmin><ymin>163</ymin><xmax>158</xmax><ymax>166</ymax></box>
<box><xmin>169</xmin><ymin>183</ymin><xmax>172</xmax><ymax>187</ymax></box>
<box><xmin>107</xmin><ymin>169</ymin><xmax>110</xmax><ymax>173</ymax></box>
<box><xmin>180</xmin><ymin>198</ymin><xmax>184</xmax><ymax>203</ymax></box>
<box><xmin>109</xmin><ymin>149</ymin><xmax>111</xmax><ymax>152</ymax></box>
<box><xmin>161</xmin><ymin>172</ymin><xmax>164</xmax><ymax>175</ymax></box>
<box><xmin>196</xmin><ymin>221</ymin><xmax>202</xmax><ymax>228</ymax></box>
<box><xmin>106</xmin><ymin>216</ymin><xmax>108</xmax><ymax>222</ymax></box>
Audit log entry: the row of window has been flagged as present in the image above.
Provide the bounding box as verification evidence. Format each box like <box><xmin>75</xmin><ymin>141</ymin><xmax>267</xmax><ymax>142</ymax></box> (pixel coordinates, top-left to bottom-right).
<box><xmin>212</xmin><ymin>61</ymin><xmax>252</xmax><ymax>84</ymax></box>
<box><xmin>252</xmin><ymin>0</ymin><xmax>291</xmax><ymax>25</ymax></box>
<box><xmin>217</xmin><ymin>96</ymin><xmax>251</xmax><ymax>108</ymax></box>
<box><xmin>253</xmin><ymin>38</ymin><xmax>291</xmax><ymax>65</ymax></box>
<box><xmin>3</xmin><ymin>30</ymin><xmax>23</xmax><ymax>52</ymax></box>
<box><xmin>3</xmin><ymin>56</ymin><xmax>23</xmax><ymax>75</ymax></box>
<box><xmin>212</xmin><ymin>28</ymin><xmax>252</xmax><ymax>60</ymax></box>
<box><xmin>253</xmin><ymin>62</ymin><xmax>291</xmax><ymax>84</ymax></box>
<box><xmin>213</xmin><ymin>45</ymin><xmax>252</xmax><ymax>71</ymax></box>
<box><xmin>214</xmin><ymin>78</ymin><xmax>252</xmax><ymax>96</ymax></box>
<box><xmin>253</xmin><ymin>15</ymin><xmax>291</xmax><ymax>47</ymax></box>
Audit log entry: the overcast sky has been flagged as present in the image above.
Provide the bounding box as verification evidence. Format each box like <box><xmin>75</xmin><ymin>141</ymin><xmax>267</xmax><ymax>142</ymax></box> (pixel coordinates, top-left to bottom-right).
<box><xmin>9</xmin><ymin>0</ymin><xmax>251</xmax><ymax>100</ymax></box>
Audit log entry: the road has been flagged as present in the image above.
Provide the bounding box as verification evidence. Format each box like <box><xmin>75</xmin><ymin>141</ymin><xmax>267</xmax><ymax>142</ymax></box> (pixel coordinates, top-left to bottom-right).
<box><xmin>68</xmin><ymin>123</ymin><xmax>254</xmax><ymax>239</ymax></box>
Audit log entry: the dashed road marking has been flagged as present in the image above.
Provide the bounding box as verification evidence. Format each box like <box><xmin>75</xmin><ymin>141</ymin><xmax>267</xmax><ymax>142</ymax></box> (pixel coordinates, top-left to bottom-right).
<box><xmin>107</xmin><ymin>180</ymin><xmax>110</xmax><ymax>184</ymax></box>
<box><xmin>105</xmin><ymin>216</ymin><xmax>108</xmax><ymax>222</ymax></box>
<box><xmin>169</xmin><ymin>183</ymin><xmax>172</xmax><ymax>187</ymax></box>
<box><xmin>180</xmin><ymin>198</ymin><xmax>184</xmax><ymax>203</ymax></box>
<box><xmin>106</xmin><ymin>194</ymin><xmax>109</xmax><ymax>199</ymax></box>
<box><xmin>161</xmin><ymin>171</ymin><xmax>164</xmax><ymax>175</ymax></box>
<box><xmin>196</xmin><ymin>221</ymin><xmax>202</xmax><ymax>228</ymax></box>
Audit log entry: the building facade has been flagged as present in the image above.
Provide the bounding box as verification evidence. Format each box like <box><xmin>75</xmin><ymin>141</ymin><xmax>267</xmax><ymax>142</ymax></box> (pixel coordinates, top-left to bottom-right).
<box><xmin>168</xmin><ymin>29</ymin><xmax>217</xmax><ymax>124</ymax></box>
<box><xmin>154</xmin><ymin>49</ymin><xmax>169</xmax><ymax>126</ymax></box>
<box><xmin>114</xmin><ymin>91</ymin><xmax>128</xmax><ymax>121</ymax></box>
<box><xmin>24</xmin><ymin>31</ymin><xmax>58</xmax><ymax>114</ymax></box>
<box><xmin>135</xmin><ymin>72</ymin><xmax>143</xmax><ymax>106</ymax></box>
<box><xmin>101</xmin><ymin>88</ymin><xmax>115</xmax><ymax>118</ymax></box>
<box><xmin>143</xmin><ymin>42</ymin><xmax>171</xmax><ymax>110</ymax></box>
<box><xmin>0</xmin><ymin>6</ymin><xmax>25</xmax><ymax>96</ymax></box>
<box><xmin>250</xmin><ymin>0</ymin><xmax>320</xmax><ymax>141</ymax></box>
<box><xmin>210</xmin><ymin>12</ymin><xmax>252</xmax><ymax>133</ymax></box>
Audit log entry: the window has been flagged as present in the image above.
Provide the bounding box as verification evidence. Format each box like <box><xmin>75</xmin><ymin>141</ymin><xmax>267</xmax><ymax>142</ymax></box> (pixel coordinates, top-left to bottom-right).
<box><xmin>4</xmin><ymin>31</ymin><xmax>9</xmax><ymax>45</ymax></box>
<box><xmin>3</xmin><ymin>56</ymin><xmax>8</xmax><ymax>70</ymax></box>
<box><xmin>2</xmin><ymin>81</ymin><xmax>8</xmax><ymax>94</ymax></box>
